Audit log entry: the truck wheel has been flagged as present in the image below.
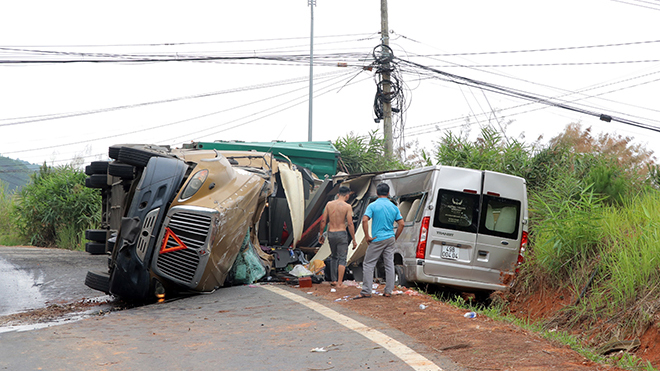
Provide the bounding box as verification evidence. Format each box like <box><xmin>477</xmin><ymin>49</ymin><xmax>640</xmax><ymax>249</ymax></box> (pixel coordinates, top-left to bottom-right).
<box><xmin>85</xmin><ymin>161</ymin><xmax>109</xmax><ymax>176</ymax></box>
<box><xmin>85</xmin><ymin>271</ymin><xmax>110</xmax><ymax>294</ymax></box>
<box><xmin>85</xmin><ymin>174</ymin><xmax>109</xmax><ymax>189</ymax></box>
<box><xmin>395</xmin><ymin>265</ymin><xmax>409</xmax><ymax>288</ymax></box>
<box><xmin>85</xmin><ymin>242</ymin><xmax>106</xmax><ymax>255</ymax></box>
<box><xmin>85</xmin><ymin>229</ymin><xmax>108</xmax><ymax>243</ymax></box>
<box><xmin>117</xmin><ymin>146</ymin><xmax>170</xmax><ymax>168</ymax></box>
<box><xmin>108</xmin><ymin>162</ymin><xmax>135</xmax><ymax>180</ymax></box>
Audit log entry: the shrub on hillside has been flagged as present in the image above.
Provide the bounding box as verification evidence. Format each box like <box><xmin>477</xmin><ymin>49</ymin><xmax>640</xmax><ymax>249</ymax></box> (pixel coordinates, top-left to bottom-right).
<box><xmin>13</xmin><ymin>163</ymin><xmax>100</xmax><ymax>248</ymax></box>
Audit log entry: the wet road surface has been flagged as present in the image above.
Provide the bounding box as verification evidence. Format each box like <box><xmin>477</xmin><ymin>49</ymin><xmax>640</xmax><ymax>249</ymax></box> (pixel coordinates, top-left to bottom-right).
<box><xmin>0</xmin><ymin>246</ymin><xmax>108</xmax><ymax>316</ymax></box>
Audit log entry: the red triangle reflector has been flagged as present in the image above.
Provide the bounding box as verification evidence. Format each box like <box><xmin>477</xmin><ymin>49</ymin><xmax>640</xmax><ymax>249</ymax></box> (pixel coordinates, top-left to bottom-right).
<box><xmin>160</xmin><ymin>227</ymin><xmax>188</xmax><ymax>254</ymax></box>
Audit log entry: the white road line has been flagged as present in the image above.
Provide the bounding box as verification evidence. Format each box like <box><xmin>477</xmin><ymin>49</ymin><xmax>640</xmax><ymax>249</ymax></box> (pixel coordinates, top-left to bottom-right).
<box><xmin>262</xmin><ymin>285</ymin><xmax>443</xmax><ymax>371</ymax></box>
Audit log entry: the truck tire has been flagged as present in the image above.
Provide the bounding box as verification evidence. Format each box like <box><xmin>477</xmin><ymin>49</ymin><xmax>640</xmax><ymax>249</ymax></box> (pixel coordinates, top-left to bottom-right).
<box><xmin>85</xmin><ymin>271</ymin><xmax>110</xmax><ymax>294</ymax></box>
<box><xmin>85</xmin><ymin>229</ymin><xmax>108</xmax><ymax>243</ymax></box>
<box><xmin>85</xmin><ymin>161</ymin><xmax>109</xmax><ymax>176</ymax></box>
<box><xmin>117</xmin><ymin>146</ymin><xmax>170</xmax><ymax>168</ymax></box>
<box><xmin>85</xmin><ymin>174</ymin><xmax>108</xmax><ymax>189</ymax></box>
<box><xmin>395</xmin><ymin>264</ymin><xmax>409</xmax><ymax>288</ymax></box>
<box><xmin>108</xmin><ymin>162</ymin><xmax>135</xmax><ymax>180</ymax></box>
<box><xmin>85</xmin><ymin>242</ymin><xmax>106</xmax><ymax>255</ymax></box>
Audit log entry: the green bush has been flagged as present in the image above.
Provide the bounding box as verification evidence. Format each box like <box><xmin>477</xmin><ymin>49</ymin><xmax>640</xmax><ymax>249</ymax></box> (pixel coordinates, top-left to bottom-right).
<box><xmin>0</xmin><ymin>182</ymin><xmax>23</xmax><ymax>245</ymax></box>
<box><xmin>13</xmin><ymin>163</ymin><xmax>100</xmax><ymax>249</ymax></box>
<box><xmin>334</xmin><ymin>130</ymin><xmax>405</xmax><ymax>173</ymax></box>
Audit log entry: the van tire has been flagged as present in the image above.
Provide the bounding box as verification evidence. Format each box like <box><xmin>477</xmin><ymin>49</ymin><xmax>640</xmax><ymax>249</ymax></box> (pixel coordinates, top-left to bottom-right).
<box><xmin>395</xmin><ymin>265</ymin><xmax>409</xmax><ymax>288</ymax></box>
<box><xmin>85</xmin><ymin>271</ymin><xmax>110</xmax><ymax>294</ymax></box>
<box><xmin>85</xmin><ymin>242</ymin><xmax>106</xmax><ymax>255</ymax></box>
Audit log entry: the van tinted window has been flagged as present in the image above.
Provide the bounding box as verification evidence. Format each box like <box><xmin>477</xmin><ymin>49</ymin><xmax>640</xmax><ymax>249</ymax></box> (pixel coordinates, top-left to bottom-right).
<box><xmin>479</xmin><ymin>195</ymin><xmax>521</xmax><ymax>239</ymax></box>
<box><xmin>433</xmin><ymin>190</ymin><xmax>479</xmax><ymax>233</ymax></box>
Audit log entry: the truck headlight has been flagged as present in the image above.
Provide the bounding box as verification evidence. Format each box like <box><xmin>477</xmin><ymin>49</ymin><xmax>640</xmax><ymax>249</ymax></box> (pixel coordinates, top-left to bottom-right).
<box><xmin>180</xmin><ymin>169</ymin><xmax>208</xmax><ymax>200</ymax></box>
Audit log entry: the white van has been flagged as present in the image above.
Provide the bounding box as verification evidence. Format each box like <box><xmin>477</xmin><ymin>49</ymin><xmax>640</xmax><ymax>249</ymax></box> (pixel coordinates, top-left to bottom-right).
<box><xmin>367</xmin><ymin>165</ymin><xmax>528</xmax><ymax>292</ymax></box>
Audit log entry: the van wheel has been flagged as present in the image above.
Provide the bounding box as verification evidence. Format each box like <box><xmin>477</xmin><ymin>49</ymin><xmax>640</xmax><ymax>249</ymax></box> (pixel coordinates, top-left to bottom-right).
<box><xmin>394</xmin><ymin>265</ymin><xmax>408</xmax><ymax>288</ymax></box>
<box><xmin>85</xmin><ymin>271</ymin><xmax>110</xmax><ymax>294</ymax></box>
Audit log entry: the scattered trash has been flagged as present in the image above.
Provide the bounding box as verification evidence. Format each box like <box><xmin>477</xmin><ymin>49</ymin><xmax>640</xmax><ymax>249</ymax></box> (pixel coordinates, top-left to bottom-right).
<box><xmin>464</xmin><ymin>311</ymin><xmax>477</xmax><ymax>319</ymax></box>
<box><xmin>342</xmin><ymin>280</ymin><xmax>360</xmax><ymax>287</ymax></box>
<box><xmin>248</xmin><ymin>284</ymin><xmax>258</xmax><ymax>288</ymax></box>
<box><xmin>372</xmin><ymin>283</ymin><xmax>379</xmax><ymax>290</ymax></box>
<box><xmin>419</xmin><ymin>304</ymin><xmax>427</xmax><ymax>310</ymax></box>
<box><xmin>289</xmin><ymin>264</ymin><xmax>313</xmax><ymax>277</ymax></box>
<box><xmin>330</xmin><ymin>288</ymin><xmax>336</xmax><ymax>293</ymax></box>
<box><xmin>392</xmin><ymin>290</ymin><xmax>404</xmax><ymax>295</ymax></box>
<box><xmin>334</xmin><ymin>298</ymin><xmax>342</xmax><ymax>302</ymax></box>
<box><xmin>307</xmin><ymin>292</ymin><xmax>314</xmax><ymax>295</ymax></box>
<box><xmin>403</xmin><ymin>290</ymin><xmax>420</xmax><ymax>296</ymax></box>
<box><xmin>311</xmin><ymin>347</ymin><xmax>328</xmax><ymax>353</ymax></box>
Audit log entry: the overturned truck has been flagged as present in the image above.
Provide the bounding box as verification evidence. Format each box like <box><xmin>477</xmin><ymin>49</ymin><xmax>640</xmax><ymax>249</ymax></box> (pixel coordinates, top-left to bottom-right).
<box><xmin>83</xmin><ymin>143</ymin><xmax>329</xmax><ymax>301</ymax></box>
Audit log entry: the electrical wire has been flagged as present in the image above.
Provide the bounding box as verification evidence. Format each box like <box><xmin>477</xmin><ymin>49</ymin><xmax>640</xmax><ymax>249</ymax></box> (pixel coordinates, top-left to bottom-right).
<box><xmin>396</xmin><ymin>58</ymin><xmax>660</xmax><ymax>133</ymax></box>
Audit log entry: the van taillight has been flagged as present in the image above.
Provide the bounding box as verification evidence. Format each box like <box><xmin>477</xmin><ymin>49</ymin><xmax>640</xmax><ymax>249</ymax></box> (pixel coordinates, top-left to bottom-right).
<box><xmin>416</xmin><ymin>216</ymin><xmax>430</xmax><ymax>259</ymax></box>
<box><xmin>517</xmin><ymin>230</ymin><xmax>528</xmax><ymax>267</ymax></box>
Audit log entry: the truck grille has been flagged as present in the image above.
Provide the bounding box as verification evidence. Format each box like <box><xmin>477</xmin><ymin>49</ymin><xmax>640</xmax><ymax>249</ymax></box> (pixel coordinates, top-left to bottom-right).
<box><xmin>156</xmin><ymin>210</ymin><xmax>213</xmax><ymax>285</ymax></box>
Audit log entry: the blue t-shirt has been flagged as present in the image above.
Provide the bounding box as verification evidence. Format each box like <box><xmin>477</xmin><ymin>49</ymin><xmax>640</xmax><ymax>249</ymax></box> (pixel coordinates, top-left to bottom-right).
<box><xmin>364</xmin><ymin>197</ymin><xmax>403</xmax><ymax>242</ymax></box>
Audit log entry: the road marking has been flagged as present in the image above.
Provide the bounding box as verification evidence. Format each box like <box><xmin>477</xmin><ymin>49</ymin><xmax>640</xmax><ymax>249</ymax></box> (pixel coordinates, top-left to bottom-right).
<box><xmin>262</xmin><ymin>285</ymin><xmax>443</xmax><ymax>371</ymax></box>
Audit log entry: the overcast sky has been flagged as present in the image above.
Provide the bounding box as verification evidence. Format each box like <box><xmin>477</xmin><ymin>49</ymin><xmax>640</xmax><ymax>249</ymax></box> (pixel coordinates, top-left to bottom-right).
<box><xmin>1</xmin><ymin>0</ymin><xmax>659</xmax><ymax>166</ymax></box>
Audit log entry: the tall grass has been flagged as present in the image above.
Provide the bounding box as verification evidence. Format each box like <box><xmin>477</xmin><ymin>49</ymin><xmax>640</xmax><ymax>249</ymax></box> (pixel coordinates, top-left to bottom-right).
<box><xmin>0</xmin><ymin>183</ymin><xmax>24</xmax><ymax>245</ymax></box>
<box><xmin>521</xmin><ymin>191</ymin><xmax>660</xmax><ymax>342</ymax></box>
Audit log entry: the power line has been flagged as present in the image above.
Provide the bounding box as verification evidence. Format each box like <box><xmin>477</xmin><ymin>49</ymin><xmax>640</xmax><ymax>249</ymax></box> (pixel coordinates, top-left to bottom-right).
<box><xmin>397</xmin><ymin>58</ymin><xmax>660</xmax><ymax>133</ymax></box>
<box><xmin>0</xmin><ymin>70</ymin><xmax>351</xmax><ymax>127</ymax></box>
<box><xmin>422</xmin><ymin>60</ymin><xmax>660</xmax><ymax>68</ymax></box>
<box><xmin>1</xmin><ymin>70</ymin><xmax>362</xmax><ymax>156</ymax></box>
<box><xmin>610</xmin><ymin>0</ymin><xmax>660</xmax><ymax>11</ymax></box>
<box><xmin>0</xmin><ymin>33</ymin><xmax>377</xmax><ymax>49</ymax></box>
<box><xmin>398</xmin><ymin>37</ymin><xmax>660</xmax><ymax>57</ymax></box>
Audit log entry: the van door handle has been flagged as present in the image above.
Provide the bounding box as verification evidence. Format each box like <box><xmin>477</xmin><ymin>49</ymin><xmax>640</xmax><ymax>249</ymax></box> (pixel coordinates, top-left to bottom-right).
<box><xmin>501</xmin><ymin>241</ymin><xmax>509</xmax><ymax>246</ymax></box>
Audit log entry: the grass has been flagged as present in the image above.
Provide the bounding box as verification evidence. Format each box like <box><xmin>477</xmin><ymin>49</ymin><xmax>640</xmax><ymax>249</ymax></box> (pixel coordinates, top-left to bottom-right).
<box><xmin>428</xmin><ymin>290</ymin><xmax>657</xmax><ymax>371</ymax></box>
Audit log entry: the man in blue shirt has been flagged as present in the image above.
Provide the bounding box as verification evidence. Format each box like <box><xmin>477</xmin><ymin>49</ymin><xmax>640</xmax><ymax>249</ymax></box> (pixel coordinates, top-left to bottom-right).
<box><xmin>355</xmin><ymin>183</ymin><xmax>404</xmax><ymax>299</ymax></box>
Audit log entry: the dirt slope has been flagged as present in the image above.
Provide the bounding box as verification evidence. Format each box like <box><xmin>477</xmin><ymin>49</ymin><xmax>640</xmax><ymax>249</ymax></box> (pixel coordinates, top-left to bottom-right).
<box><xmin>295</xmin><ymin>281</ymin><xmax>625</xmax><ymax>371</ymax></box>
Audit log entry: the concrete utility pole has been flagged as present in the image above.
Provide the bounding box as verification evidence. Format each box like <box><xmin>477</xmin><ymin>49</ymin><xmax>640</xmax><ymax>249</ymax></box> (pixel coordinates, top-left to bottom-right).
<box><xmin>380</xmin><ymin>0</ymin><xmax>393</xmax><ymax>157</ymax></box>
<box><xmin>308</xmin><ymin>0</ymin><xmax>316</xmax><ymax>142</ymax></box>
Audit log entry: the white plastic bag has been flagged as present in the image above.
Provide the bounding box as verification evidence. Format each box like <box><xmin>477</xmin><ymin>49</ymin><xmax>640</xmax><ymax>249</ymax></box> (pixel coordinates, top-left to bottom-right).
<box><xmin>289</xmin><ymin>264</ymin><xmax>313</xmax><ymax>277</ymax></box>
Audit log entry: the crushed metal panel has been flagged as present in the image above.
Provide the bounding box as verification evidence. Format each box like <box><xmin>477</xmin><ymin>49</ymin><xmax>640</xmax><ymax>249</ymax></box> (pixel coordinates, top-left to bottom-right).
<box><xmin>278</xmin><ymin>163</ymin><xmax>305</xmax><ymax>248</ymax></box>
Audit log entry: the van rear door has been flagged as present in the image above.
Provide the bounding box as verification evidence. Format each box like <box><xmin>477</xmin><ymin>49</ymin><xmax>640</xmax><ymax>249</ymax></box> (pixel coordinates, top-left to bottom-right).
<box><xmin>422</xmin><ymin>167</ymin><xmax>482</xmax><ymax>282</ymax></box>
<box><xmin>472</xmin><ymin>171</ymin><xmax>526</xmax><ymax>285</ymax></box>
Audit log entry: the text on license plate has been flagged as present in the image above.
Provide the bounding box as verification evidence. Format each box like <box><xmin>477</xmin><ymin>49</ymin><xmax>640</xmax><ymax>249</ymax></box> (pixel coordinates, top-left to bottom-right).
<box><xmin>441</xmin><ymin>245</ymin><xmax>459</xmax><ymax>260</ymax></box>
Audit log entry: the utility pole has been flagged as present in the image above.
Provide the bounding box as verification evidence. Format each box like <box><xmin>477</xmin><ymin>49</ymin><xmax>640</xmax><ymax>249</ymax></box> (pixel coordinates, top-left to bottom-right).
<box><xmin>308</xmin><ymin>0</ymin><xmax>316</xmax><ymax>142</ymax></box>
<box><xmin>380</xmin><ymin>0</ymin><xmax>393</xmax><ymax>157</ymax></box>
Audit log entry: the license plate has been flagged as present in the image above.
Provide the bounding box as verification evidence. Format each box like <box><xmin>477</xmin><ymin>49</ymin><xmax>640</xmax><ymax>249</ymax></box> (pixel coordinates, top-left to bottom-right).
<box><xmin>441</xmin><ymin>245</ymin><xmax>459</xmax><ymax>260</ymax></box>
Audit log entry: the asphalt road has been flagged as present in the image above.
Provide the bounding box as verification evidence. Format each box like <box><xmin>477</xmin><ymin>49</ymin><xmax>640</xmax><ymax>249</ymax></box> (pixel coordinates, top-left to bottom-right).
<box><xmin>0</xmin><ymin>246</ymin><xmax>461</xmax><ymax>371</ymax></box>
<box><xmin>0</xmin><ymin>246</ymin><xmax>108</xmax><ymax>316</ymax></box>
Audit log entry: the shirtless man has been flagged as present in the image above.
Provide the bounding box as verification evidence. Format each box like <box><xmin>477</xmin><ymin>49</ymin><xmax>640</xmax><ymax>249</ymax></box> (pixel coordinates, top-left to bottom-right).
<box><xmin>319</xmin><ymin>186</ymin><xmax>357</xmax><ymax>287</ymax></box>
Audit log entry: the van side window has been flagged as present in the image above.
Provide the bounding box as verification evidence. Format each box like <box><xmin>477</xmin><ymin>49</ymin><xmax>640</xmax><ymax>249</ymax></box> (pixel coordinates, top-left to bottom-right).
<box><xmin>397</xmin><ymin>193</ymin><xmax>426</xmax><ymax>224</ymax></box>
<box><xmin>479</xmin><ymin>195</ymin><xmax>521</xmax><ymax>239</ymax></box>
<box><xmin>433</xmin><ymin>190</ymin><xmax>479</xmax><ymax>233</ymax></box>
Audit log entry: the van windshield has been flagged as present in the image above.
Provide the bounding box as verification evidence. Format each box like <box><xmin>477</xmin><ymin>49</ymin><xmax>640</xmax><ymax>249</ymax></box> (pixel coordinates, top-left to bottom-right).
<box><xmin>433</xmin><ymin>190</ymin><xmax>479</xmax><ymax>233</ymax></box>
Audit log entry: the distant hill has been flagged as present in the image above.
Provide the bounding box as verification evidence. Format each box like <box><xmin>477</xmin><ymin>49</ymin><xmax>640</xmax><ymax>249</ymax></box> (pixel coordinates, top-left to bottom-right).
<box><xmin>0</xmin><ymin>156</ymin><xmax>39</xmax><ymax>193</ymax></box>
